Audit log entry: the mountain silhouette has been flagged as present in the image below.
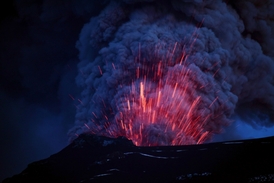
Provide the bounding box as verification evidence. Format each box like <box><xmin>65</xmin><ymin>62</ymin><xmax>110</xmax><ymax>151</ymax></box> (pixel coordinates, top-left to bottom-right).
<box><xmin>3</xmin><ymin>134</ymin><xmax>274</xmax><ymax>183</ymax></box>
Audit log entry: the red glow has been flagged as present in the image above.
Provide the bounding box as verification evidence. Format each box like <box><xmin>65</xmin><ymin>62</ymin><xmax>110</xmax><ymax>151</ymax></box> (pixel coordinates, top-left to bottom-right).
<box><xmin>110</xmin><ymin>42</ymin><xmax>216</xmax><ymax>146</ymax></box>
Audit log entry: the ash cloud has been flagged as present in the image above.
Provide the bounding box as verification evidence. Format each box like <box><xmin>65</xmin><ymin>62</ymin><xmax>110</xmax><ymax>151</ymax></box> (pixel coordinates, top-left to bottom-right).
<box><xmin>69</xmin><ymin>0</ymin><xmax>274</xmax><ymax>144</ymax></box>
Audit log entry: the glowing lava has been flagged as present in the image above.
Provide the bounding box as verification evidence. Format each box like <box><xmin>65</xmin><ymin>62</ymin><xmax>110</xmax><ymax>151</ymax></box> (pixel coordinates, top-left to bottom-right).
<box><xmin>112</xmin><ymin>43</ymin><xmax>216</xmax><ymax>146</ymax></box>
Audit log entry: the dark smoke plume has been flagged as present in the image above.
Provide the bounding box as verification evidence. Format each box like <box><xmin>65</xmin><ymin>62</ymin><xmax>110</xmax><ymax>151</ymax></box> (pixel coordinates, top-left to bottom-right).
<box><xmin>69</xmin><ymin>0</ymin><xmax>274</xmax><ymax>145</ymax></box>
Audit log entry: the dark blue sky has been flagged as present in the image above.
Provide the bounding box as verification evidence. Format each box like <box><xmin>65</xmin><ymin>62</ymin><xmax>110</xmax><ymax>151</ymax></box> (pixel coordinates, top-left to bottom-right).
<box><xmin>0</xmin><ymin>0</ymin><xmax>89</xmax><ymax>180</ymax></box>
<box><xmin>1</xmin><ymin>0</ymin><xmax>274</xmax><ymax>181</ymax></box>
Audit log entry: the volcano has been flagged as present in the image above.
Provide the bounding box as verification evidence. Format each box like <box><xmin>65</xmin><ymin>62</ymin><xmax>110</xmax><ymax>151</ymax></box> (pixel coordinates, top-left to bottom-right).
<box><xmin>3</xmin><ymin>134</ymin><xmax>274</xmax><ymax>183</ymax></box>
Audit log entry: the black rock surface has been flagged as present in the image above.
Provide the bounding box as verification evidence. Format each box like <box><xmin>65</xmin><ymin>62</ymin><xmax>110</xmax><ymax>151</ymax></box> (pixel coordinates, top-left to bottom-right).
<box><xmin>3</xmin><ymin>134</ymin><xmax>274</xmax><ymax>183</ymax></box>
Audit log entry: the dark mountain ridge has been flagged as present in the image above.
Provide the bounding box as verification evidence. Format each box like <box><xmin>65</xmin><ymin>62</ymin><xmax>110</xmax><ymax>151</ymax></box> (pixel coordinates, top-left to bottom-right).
<box><xmin>3</xmin><ymin>134</ymin><xmax>274</xmax><ymax>183</ymax></box>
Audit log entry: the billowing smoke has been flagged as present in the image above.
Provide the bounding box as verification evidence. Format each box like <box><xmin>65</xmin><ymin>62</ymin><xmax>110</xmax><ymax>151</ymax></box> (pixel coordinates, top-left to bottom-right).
<box><xmin>68</xmin><ymin>0</ymin><xmax>274</xmax><ymax>145</ymax></box>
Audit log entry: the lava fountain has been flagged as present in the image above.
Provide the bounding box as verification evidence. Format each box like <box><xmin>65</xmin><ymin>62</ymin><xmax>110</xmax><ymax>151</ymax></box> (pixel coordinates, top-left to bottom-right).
<box><xmin>72</xmin><ymin>31</ymin><xmax>237</xmax><ymax>146</ymax></box>
<box><xmin>75</xmin><ymin>39</ymin><xmax>235</xmax><ymax>146</ymax></box>
<box><xmin>112</xmin><ymin>42</ymin><xmax>227</xmax><ymax>146</ymax></box>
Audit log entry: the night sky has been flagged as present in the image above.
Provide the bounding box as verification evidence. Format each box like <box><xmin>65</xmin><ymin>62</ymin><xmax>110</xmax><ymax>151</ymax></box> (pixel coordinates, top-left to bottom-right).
<box><xmin>1</xmin><ymin>0</ymin><xmax>274</xmax><ymax>181</ymax></box>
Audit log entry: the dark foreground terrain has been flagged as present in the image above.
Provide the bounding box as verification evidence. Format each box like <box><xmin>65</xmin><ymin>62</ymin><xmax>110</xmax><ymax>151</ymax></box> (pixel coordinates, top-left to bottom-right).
<box><xmin>3</xmin><ymin>134</ymin><xmax>274</xmax><ymax>183</ymax></box>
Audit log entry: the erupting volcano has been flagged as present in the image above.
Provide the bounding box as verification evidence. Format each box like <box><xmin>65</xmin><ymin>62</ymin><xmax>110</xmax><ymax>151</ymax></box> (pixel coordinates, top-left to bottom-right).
<box><xmin>71</xmin><ymin>36</ymin><xmax>237</xmax><ymax>146</ymax></box>
<box><xmin>2</xmin><ymin>0</ymin><xmax>274</xmax><ymax>181</ymax></box>
<box><xmin>68</xmin><ymin>0</ymin><xmax>274</xmax><ymax>146</ymax></box>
